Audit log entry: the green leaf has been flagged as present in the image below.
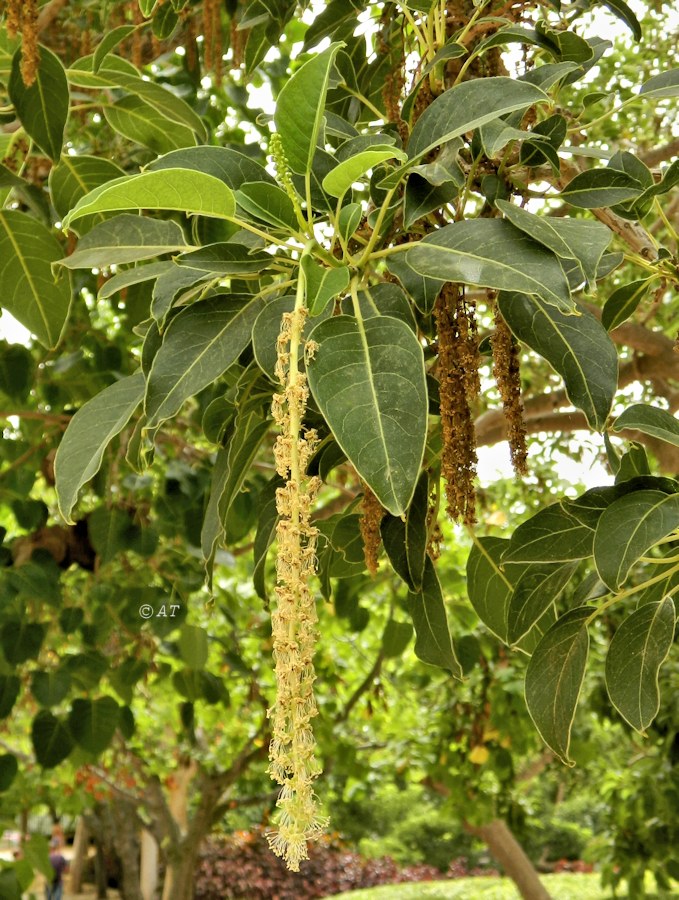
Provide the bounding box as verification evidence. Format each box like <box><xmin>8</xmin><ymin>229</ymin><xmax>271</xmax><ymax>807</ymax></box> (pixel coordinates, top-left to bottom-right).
<box><xmin>68</xmin><ymin>696</ymin><xmax>120</xmax><ymax>755</ymax></box>
<box><xmin>31</xmin><ymin>711</ymin><xmax>74</xmax><ymax>768</ymax></box>
<box><xmin>508</xmin><ymin>562</ymin><xmax>578</xmax><ymax>644</ymax></box>
<box><xmin>49</xmin><ymin>154</ymin><xmax>125</xmax><ymax>223</ymax></box>
<box><xmin>612</xmin><ymin>403</ymin><xmax>679</xmax><ymax>448</ymax></box>
<box><xmin>147</xmin><ymin>146</ymin><xmax>276</xmax><ymax>189</ymax></box>
<box><xmin>201</xmin><ymin>412</ymin><xmax>271</xmax><ymax>575</ymax></box>
<box><xmin>306</xmin><ymin>315</ymin><xmax>427</xmax><ymax>517</ymax></box>
<box><xmin>275</xmin><ymin>43</ymin><xmax>344</xmax><ymax>175</ymax></box>
<box><xmin>0</xmin><ymin>754</ymin><xmax>18</xmax><ymax>792</ymax></box>
<box><xmin>144</xmin><ymin>295</ymin><xmax>265</xmax><ymax>431</ymax></box>
<box><xmin>560</xmin><ymin>168</ymin><xmax>643</xmax><ymax>208</ymax></box>
<box><xmin>178</xmin><ymin>625</ymin><xmax>209</xmax><ymax>669</ymax></box>
<box><xmin>322</xmin><ymin>148</ymin><xmax>407</xmax><ymax>198</ymax></box>
<box><xmin>0</xmin><ymin>621</ymin><xmax>45</xmax><ymax>664</ymax></box>
<box><xmin>55</xmin><ymin>373</ymin><xmax>145</xmax><ymax>522</ymax></box>
<box><xmin>253</xmin><ymin>476</ymin><xmax>282</xmax><ymax>601</ymax></box>
<box><xmin>525</xmin><ymin>607</ymin><xmax>590</xmax><ymax>765</ymax></box>
<box><xmin>406</xmin><ymin>472</ymin><xmax>429</xmax><ymax>592</ymax></box>
<box><xmin>175</xmin><ymin>243</ymin><xmax>272</xmax><ymax>276</ymax></box>
<box><xmin>497</xmin><ymin>293</ymin><xmax>617</xmax><ymax>430</ymax></box>
<box><xmin>408</xmin><ymin>77</ymin><xmax>548</xmax><ymax>161</ymax></box>
<box><xmin>381</xmin><ymin>620</ymin><xmax>414</xmax><ymax>658</ymax></box>
<box><xmin>31</xmin><ymin>671</ymin><xmax>72</xmax><ymax>708</ymax></box>
<box><xmin>63</xmin><ymin>170</ymin><xmax>236</xmax><ymax>229</ymax></box>
<box><xmin>235</xmin><ymin>181</ymin><xmax>299</xmax><ymax>230</ymax></box>
<box><xmin>9</xmin><ymin>45</ymin><xmax>69</xmax><ymax>161</ymax></box>
<box><xmin>22</xmin><ymin>834</ymin><xmax>53</xmax><ymax>881</ymax></box>
<box><xmin>466</xmin><ymin>537</ymin><xmax>513</xmax><ymax>642</ymax></box>
<box><xmin>104</xmin><ymin>95</ymin><xmax>197</xmax><ymax>154</ymax></box>
<box><xmin>408</xmin><ymin>220</ymin><xmax>573</xmax><ymax>313</ymax></box>
<box><xmin>0</xmin><ymin>210</ymin><xmax>72</xmax><ymax>348</ymax></box>
<box><xmin>93</xmin><ymin>25</ymin><xmax>137</xmax><ymax>71</ymax></box>
<box><xmin>600</xmin><ymin>0</ymin><xmax>642</xmax><ymax>40</ymax></box>
<box><xmin>381</xmin><ymin>515</ymin><xmax>416</xmax><ymax>589</ymax></box>
<box><xmin>302</xmin><ymin>257</ymin><xmax>351</xmax><ymax>315</ymax></box>
<box><xmin>503</xmin><ymin>502</ymin><xmax>595</xmax><ymax>564</ymax></box>
<box><xmin>638</xmin><ymin>69</ymin><xmax>679</xmax><ymax>100</ymax></box>
<box><xmin>407</xmin><ymin>558</ymin><xmax>462</xmax><ymax>676</ymax></box>
<box><xmin>252</xmin><ymin>295</ymin><xmax>296</xmax><ymax>379</ymax></box>
<box><xmin>88</xmin><ymin>506</ymin><xmax>136</xmax><ymax>564</ymax></box>
<box><xmin>602</xmin><ymin>279</ymin><xmax>650</xmax><ymax>331</ymax></box>
<box><xmin>58</xmin><ymin>215</ymin><xmax>189</xmax><ymax>268</ymax></box>
<box><xmin>605</xmin><ymin>598</ymin><xmax>676</xmax><ymax>732</ymax></box>
<box><xmin>495</xmin><ymin>200</ymin><xmax>611</xmax><ymax>288</ymax></box>
<box><xmin>0</xmin><ymin>675</ymin><xmax>20</xmax><ymax>719</ymax></box>
<box><xmin>593</xmin><ymin>490</ymin><xmax>679</xmax><ymax>591</ymax></box>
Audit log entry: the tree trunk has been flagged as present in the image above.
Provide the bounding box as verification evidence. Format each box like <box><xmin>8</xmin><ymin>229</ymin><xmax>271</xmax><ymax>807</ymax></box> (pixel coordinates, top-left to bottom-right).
<box><xmin>140</xmin><ymin>829</ymin><xmax>159</xmax><ymax>900</ymax></box>
<box><xmin>69</xmin><ymin>816</ymin><xmax>89</xmax><ymax>893</ymax></box>
<box><xmin>110</xmin><ymin>799</ymin><xmax>144</xmax><ymax>900</ymax></box>
<box><xmin>465</xmin><ymin>818</ymin><xmax>553</xmax><ymax>900</ymax></box>
<box><xmin>162</xmin><ymin>843</ymin><xmax>201</xmax><ymax>900</ymax></box>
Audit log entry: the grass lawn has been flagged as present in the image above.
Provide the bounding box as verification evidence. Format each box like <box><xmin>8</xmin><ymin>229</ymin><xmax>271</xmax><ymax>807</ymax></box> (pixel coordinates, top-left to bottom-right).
<box><xmin>326</xmin><ymin>873</ymin><xmax>679</xmax><ymax>899</ymax></box>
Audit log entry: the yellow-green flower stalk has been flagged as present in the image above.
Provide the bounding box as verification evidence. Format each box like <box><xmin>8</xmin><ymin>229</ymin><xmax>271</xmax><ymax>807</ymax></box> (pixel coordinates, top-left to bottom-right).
<box><xmin>267</xmin><ymin>246</ymin><xmax>326</xmax><ymax>871</ymax></box>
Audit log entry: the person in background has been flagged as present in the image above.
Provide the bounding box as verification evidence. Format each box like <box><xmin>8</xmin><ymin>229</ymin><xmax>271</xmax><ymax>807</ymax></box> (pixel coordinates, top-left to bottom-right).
<box><xmin>46</xmin><ymin>837</ymin><xmax>68</xmax><ymax>900</ymax></box>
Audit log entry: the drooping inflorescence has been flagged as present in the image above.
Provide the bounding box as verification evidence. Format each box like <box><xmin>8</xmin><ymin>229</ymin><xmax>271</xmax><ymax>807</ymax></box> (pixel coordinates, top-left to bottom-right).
<box><xmin>267</xmin><ymin>302</ymin><xmax>327</xmax><ymax>871</ymax></box>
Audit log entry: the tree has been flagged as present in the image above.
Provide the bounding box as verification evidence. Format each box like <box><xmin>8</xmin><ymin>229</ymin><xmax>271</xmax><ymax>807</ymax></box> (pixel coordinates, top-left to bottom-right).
<box><xmin>1</xmin><ymin>0</ymin><xmax>678</xmax><ymax>897</ymax></box>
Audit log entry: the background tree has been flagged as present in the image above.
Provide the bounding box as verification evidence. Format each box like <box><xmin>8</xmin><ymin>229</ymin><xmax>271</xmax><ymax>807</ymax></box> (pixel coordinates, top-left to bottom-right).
<box><xmin>1</xmin><ymin>0</ymin><xmax>678</xmax><ymax>898</ymax></box>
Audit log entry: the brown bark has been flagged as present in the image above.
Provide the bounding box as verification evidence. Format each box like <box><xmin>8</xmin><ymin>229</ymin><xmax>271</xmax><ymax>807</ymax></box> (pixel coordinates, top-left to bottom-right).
<box><xmin>465</xmin><ymin>818</ymin><xmax>553</xmax><ymax>900</ymax></box>
<box><xmin>69</xmin><ymin>817</ymin><xmax>89</xmax><ymax>894</ymax></box>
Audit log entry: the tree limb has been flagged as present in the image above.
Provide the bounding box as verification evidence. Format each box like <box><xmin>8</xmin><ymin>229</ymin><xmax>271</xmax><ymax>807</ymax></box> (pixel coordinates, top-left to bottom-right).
<box><xmin>37</xmin><ymin>0</ymin><xmax>69</xmax><ymax>33</ymax></box>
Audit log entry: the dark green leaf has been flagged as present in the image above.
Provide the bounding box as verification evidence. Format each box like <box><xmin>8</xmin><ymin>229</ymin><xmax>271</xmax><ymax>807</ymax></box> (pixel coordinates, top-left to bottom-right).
<box><xmin>381</xmin><ymin>620</ymin><xmax>414</xmax><ymax>658</ymax></box>
<box><xmin>638</xmin><ymin>69</ymin><xmax>679</xmax><ymax>100</ymax></box>
<box><xmin>605</xmin><ymin>598</ymin><xmax>675</xmax><ymax>732</ymax></box>
<box><xmin>525</xmin><ymin>608</ymin><xmax>590</xmax><ymax>764</ymax></box>
<box><xmin>49</xmin><ymin>155</ymin><xmax>125</xmax><ymax>223</ymax></box>
<box><xmin>594</xmin><ymin>490</ymin><xmax>679</xmax><ymax>591</ymax></box>
<box><xmin>104</xmin><ymin>95</ymin><xmax>197</xmax><ymax>153</ymax></box>
<box><xmin>58</xmin><ymin>215</ymin><xmax>189</xmax><ymax>268</ymax></box>
<box><xmin>503</xmin><ymin>502</ymin><xmax>595</xmax><ymax>564</ymax></box>
<box><xmin>600</xmin><ymin>0</ymin><xmax>641</xmax><ymax>40</ymax></box>
<box><xmin>0</xmin><ymin>675</ymin><xmax>20</xmax><ymax>719</ymax></box>
<box><xmin>93</xmin><ymin>25</ymin><xmax>137</xmax><ymax>71</ymax></box>
<box><xmin>306</xmin><ymin>315</ymin><xmax>427</xmax><ymax>516</ymax></box>
<box><xmin>0</xmin><ymin>754</ymin><xmax>18</xmax><ymax>792</ymax></box>
<box><xmin>407</xmin><ymin>558</ymin><xmax>462</xmax><ymax>677</ymax></box>
<box><xmin>408</xmin><ymin>221</ymin><xmax>573</xmax><ymax>312</ymax></box>
<box><xmin>176</xmin><ymin>243</ymin><xmax>272</xmax><ymax>276</ymax></box>
<box><xmin>496</xmin><ymin>200</ymin><xmax>611</xmax><ymax>287</ymax></box>
<box><xmin>68</xmin><ymin>696</ymin><xmax>120</xmax><ymax>755</ymax></box>
<box><xmin>560</xmin><ymin>168</ymin><xmax>644</xmax><ymax>208</ymax></box>
<box><xmin>147</xmin><ymin>146</ymin><xmax>276</xmax><ymax>189</ymax></box>
<box><xmin>508</xmin><ymin>562</ymin><xmax>578</xmax><ymax>644</ymax></box>
<box><xmin>144</xmin><ymin>295</ymin><xmax>265</xmax><ymax>431</ymax></box>
<box><xmin>236</xmin><ymin>181</ymin><xmax>299</xmax><ymax>230</ymax></box>
<box><xmin>612</xmin><ymin>403</ymin><xmax>679</xmax><ymax>448</ymax></box>
<box><xmin>0</xmin><ymin>210</ymin><xmax>72</xmax><ymax>348</ymax></box>
<box><xmin>408</xmin><ymin>77</ymin><xmax>547</xmax><ymax>161</ymax></box>
<box><xmin>302</xmin><ymin>258</ymin><xmax>350</xmax><ymax>316</ymax></box>
<box><xmin>31</xmin><ymin>711</ymin><xmax>74</xmax><ymax>768</ymax></box>
<box><xmin>406</xmin><ymin>472</ymin><xmax>429</xmax><ymax>591</ymax></box>
<box><xmin>602</xmin><ymin>279</ymin><xmax>651</xmax><ymax>331</ymax></box>
<box><xmin>466</xmin><ymin>537</ymin><xmax>514</xmax><ymax>642</ymax></box>
<box><xmin>9</xmin><ymin>45</ymin><xmax>69</xmax><ymax>160</ymax></box>
<box><xmin>55</xmin><ymin>373</ymin><xmax>145</xmax><ymax>522</ymax></box>
<box><xmin>0</xmin><ymin>621</ymin><xmax>45</xmax><ymax>664</ymax></box>
<box><xmin>31</xmin><ymin>671</ymin><xmax>72</xmax><ymax>708</ymax></box>
<box><xmin>497</xmin><ymin>293</ymin><xmax>617</xmax><ymax>430</ymax></box>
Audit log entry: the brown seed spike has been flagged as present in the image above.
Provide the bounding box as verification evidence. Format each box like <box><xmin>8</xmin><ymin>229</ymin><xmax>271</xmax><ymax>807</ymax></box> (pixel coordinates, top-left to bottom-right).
<box><xmin>5</xmin><ymin>0</ymin><xmax>20</xmax><ymax>39</ymax></box>
<box><xmin>491</xmin><ymin>302</ymin><xmax>528</xmax><ymax>477</ymax></box>
<box><xmin>359</xmin><ymin>483</ymin><xmax>384</xmax><ymax>576</ymax></box>
<box><xmin>19</xmin><ymin>0</ymin><xmax>40</xmax><ymax>87</ymax></box>
<box><xmin>434</xmin><ymin>283</ymin><xmax>478</xmax><ymax>526</ymax></box>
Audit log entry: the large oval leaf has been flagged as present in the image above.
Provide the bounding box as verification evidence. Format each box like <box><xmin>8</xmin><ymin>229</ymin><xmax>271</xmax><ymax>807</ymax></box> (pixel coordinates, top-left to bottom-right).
<box><xmin>407</xmin><ymin>220</ymin><xmax>573</xmax><ymax>313</ymax></box>
<box><xmin>408</xmin><ymin>77</ymin><xmax>548</xmax><ymax>161</ymax></box>
<box><xmin>323</xmin><ymin>148</ymin><xmax>407</xmax><ymax>198</ymax></box>
<box><xmin>144</xmin><ymin>295</ymin><xmax>265</xmax><ymax>431</ymax></box>
<box><xmin>508</xmin><ymin>562</ymin><xmax>578</xmax><ymax>644</ymax></box>
<box><xmin>55</xmin><ymin>372</ymin><xmax>145</xmax><ymax>522</ymax></box>
<box><xmin>502</xmin><ymin>502</ymin><xmax>595</xmax><ymax>564</ymax></box>
<box><xmin>275</xmin><ymin>42</ymin><xmax>344</xmax><ymax>175</ymax></box>
<box><xmin>9</xmin><ymin>45</ymin><xmax>69</xmax><ymax>161</ymax></box>
<box><xmin>68</xmin><ymin>696</ymin><xmax>120</xmax><ymax>755</ymax></box>
<box><xmin>593</xmin><ymin>490</ymin><xmax>679</xmax><ymax>591</ymax></box>
<box><xmin>31</xmin><ymin>711</ymin><xmax>74</xmax><ymax>769</ymax></box>
<box><xmin>0</xmin><ymin>210</ymin><xmax>72</xmax><ymax>349</ymax></box>
<box><xmin>306</xmin><ymin>314</ymin><xmax>427</xmax><ymax>517</ymax></box>
<box><xmin>497</xmin><ymin>292</ymin><xmax>617</xmax><ymax>431</ymax></box>
<box><xmin>466</xmin><ymin>537</ymin><xmax>514</xmax><ymax>642</ymax></box>
<box><xmin>57</xmin><ymin>215</ymin><xmax>189</xmax><ymax>268</ymax></box>
<box><xmin>605</xmin><ymin>598</ymin><xmax>676</xmax><ymax>732</ymax></box>
<box><xmin>49</xmin><ymin>154</ymin><xmax>125</xmax><ymax>222</ymax></box>
<box><xmin>63</xmin><ymin>170</ymin><xmax>236</xmax><ymax>229</ymax></box>
<box><xmin>525</xmin><ymin>607</ymin><xmax>590</xmax><ymax>765</ymax></box>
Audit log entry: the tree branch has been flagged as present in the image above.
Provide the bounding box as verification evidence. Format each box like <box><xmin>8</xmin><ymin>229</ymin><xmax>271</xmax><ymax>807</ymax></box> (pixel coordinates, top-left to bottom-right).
<box><xmin>37</xmin><ymin>0</ymin><xmax>69</xmax><ymax>33</ymax></box>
